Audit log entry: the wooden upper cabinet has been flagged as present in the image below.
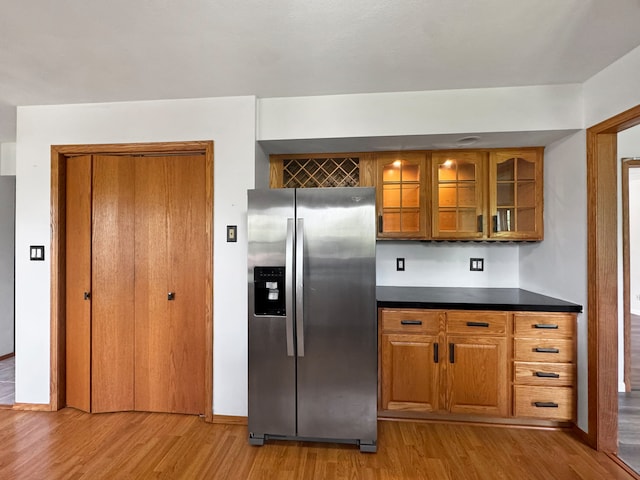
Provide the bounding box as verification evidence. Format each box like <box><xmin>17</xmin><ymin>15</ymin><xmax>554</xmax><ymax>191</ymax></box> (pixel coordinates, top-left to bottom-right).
<box><xmin>489</xmin><ymin>149</ymin><xmax>543</xmax><ymax>240</ymax></box>
<box><xmin>431</xmin><ymin>148</ymin><xmax>543</xmax><ymax>241</ymax></box>
<box><xmin>269</xmin><ymin>153</ymin><xmax>375</xmax><ymax>188</ymax></box>
<box><xmin>376</xmin><ymin>152</ymin><xmax>428</xmax><ymax>239</ymax></box>
<box><xmin>431</xmin><ymin>151</ymin><xmax>485</xmax><ymax>239</ymax></box>
<box><xmin>269</xmin><ymin>147</ymin><xmax>544</xmax><ymax>241</ymax></box>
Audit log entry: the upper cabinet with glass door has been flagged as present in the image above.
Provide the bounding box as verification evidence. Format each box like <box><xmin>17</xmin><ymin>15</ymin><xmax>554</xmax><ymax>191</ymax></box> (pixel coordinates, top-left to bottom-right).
<box><xmin>488</xmin><ymin>149</ymin><xmax>543</xmax><ymax>240</ymax></box>
<box><xmin>376</xmin><ymin>152</ymin><xmax>428</xmax><ymax>239</ymax></box>
<box><xmin>431</xmin><ymin>151</ymin><xmax>485</xmax><ymax>239</ymax></box>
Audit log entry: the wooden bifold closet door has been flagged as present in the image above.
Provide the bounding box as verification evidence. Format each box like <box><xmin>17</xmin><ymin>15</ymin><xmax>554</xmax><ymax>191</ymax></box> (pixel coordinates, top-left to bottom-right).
<box><xmin>65</xmin><ymin>153</ymin><xmax>206</xmax><ymax>415</ymax></box>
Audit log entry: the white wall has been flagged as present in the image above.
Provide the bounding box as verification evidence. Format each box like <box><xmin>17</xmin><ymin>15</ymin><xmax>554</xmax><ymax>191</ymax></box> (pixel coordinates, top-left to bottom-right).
<box><xmin>15</xmin><ymin>97</ymin><xmax>256</xmax><ymax>416</ymax></box>
<box><xmin>258</xmin><ymin>85</ymin><xmax>582</xmax><ymax>141</ymax></box>
<box><xmin>584</xmin><ymin>44</ymin><xmax>640</xmax><ymax>128</ymax></box>
<box><xmin>519</xmin><ymin>131</ymin><xmax>588</xmax><ymax>429</ymax></box>
<box><xmin>377</xmin><ymin>242</ymin><xmax>518</xmax><ymax>287</ymax></box>
<box><xmin>1</xmin><ymin>143</ymin><xmax>17</xmax><ymax>176</ymax></box>
<box><xmin>0</xmin><ymin>175</ymin><xmax>15</xmax><ymax>357</ymax></box>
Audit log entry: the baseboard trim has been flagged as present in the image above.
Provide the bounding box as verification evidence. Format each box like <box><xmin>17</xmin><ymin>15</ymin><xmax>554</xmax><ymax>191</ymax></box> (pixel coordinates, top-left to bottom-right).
<box><xmin>606</xmin><ymin>452</ymin><xmax>640</xmax><ymax>479</ymax></box>
<box><xmin>211</xmin><ymin>414</ymin><xmax>248</xmax><ymax>426</ymax></box>
<box><xmin>12</xmin><ymin>403</ymin><xmax>54</xmax><ymax>412</ymax></box>
<box><xmin>571</xmin><ymin>423</ymin><xmax>593</xmax><ymax>447</ymax></box>
<box><xmin>0</xmin><ymin>352</ymin><xmax>15</xmax><ymax>361</ymax></box>
<box><xmin>378</xmin><ymin>411</ymin><xmax>572</xmax><ymax>430</ymax></box>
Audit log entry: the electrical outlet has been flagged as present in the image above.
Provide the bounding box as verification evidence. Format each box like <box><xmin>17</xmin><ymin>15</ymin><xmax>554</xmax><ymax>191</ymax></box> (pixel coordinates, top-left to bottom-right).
<box><xmin>470</xmin><ymin>258</ymin><xmax>484</xmax><ymax>272</ymax></box>
<box><xmin>636</xmin><ymin>294</ymin><xmax>640</xmax><ymax>301</ymax></box>
<box><xmin>396</xmin><ymin>258</ymin><xmax>405</xmax><ymax>271</ymax></box>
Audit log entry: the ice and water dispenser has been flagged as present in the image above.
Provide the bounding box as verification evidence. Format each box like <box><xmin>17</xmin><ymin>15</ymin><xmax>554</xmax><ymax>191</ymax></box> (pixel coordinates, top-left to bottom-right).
<box><xmin>253</xmin><ymin>266</ymin><xmax>286</xmax><ymax>316</ymax></box>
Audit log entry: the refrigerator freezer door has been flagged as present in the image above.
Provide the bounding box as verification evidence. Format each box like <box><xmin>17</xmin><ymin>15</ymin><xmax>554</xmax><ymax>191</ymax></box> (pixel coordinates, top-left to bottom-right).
<box><xmin>295</xmin><ymin>187</ymin><xmax>377</xmax><ymax>443</ymax></box>
<box><xmin>248</xmin><ymin>189</ymin><xmax>296</xmax><ymax>438</ymax></box>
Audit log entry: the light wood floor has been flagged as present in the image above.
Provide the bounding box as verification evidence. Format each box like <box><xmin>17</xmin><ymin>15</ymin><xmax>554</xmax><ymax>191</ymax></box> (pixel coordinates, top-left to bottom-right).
<box><xmin>0</xmin><ymin>409</ymin><xmax>633</xmax><ymax>480</ymax></box>
<box><xmin>0</xmin><ymin>355</ymin><xmax>14</xmax><ymax>405</ymax></box>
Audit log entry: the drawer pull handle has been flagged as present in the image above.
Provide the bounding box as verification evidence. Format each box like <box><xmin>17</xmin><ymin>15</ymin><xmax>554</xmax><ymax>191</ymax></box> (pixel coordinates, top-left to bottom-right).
<box><xmin>449</xmin><ymin>343</ymin><xmax>455</xmax><ymax>364</ymax></box>
<box><xmin>534</xmin><ymin>402</ymin><xmax>559</xmax><ymax>408</ymax></box>
<box><xmin>466</xmin><ymin>321</ymin><xmax>489</xmax><ymax>327</ymax></box>
<box><xmin>534</xmin><ymin>324</ymin><xmax>559</xmax><ymax>329</ymax></box>
<box><xmin>401</xmin><ymin>320</ymin><xmax>423</xmax><ymax>325</ymax></box>
<box><xmin>534</xmin><ymin>347</ymin><xmax>560</xmax><ymax>353</ymax></box>
<box><xmin>434</xmin><ymin>343</ymin><xmax>439</xmax><ymax>364</ymax></box>
<box><xmin>535</xmin><ymin>371</ymin><xmax>560</xmax><ymax>378</ymax></box>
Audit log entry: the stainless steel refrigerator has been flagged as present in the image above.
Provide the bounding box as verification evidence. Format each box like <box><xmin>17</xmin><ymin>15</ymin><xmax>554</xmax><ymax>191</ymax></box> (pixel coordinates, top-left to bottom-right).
<box><xmin>247</xmin><ymin>187</ymin><xmax>377</xmax><ymax>452</ymax></box>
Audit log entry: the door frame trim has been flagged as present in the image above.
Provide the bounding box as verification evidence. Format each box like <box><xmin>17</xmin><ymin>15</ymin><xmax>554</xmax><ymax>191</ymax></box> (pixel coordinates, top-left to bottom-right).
<box><xmin>587</xmin><ymin>104</ymin><xmax>640</xmax><ymax>451</ymax></box>
<box><xmin>622</xmin><ymin>159</ymin><xmax>640</xmax><ymax>392</ymax></box>
<box><xmin>50</xmin><ymin>141</ymin><xmax>214</xmax><ymax>421</ymax></box>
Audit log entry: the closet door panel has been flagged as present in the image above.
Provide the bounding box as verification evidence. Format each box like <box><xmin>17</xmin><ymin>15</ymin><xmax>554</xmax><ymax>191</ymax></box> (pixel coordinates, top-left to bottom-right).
<box><xmin>134</xmin><ymin>155</ymin><xmax>206</xmax><ymax>414</ymax></box>
<box><xmin>91</xmin><ymin>155</ymin><xmax>136</xmax><ymax>413</ymax></box>
<box><xmin>65</xmin><ymin>154</ymin><xmax>92</xmax><ymax>412</ymax></box>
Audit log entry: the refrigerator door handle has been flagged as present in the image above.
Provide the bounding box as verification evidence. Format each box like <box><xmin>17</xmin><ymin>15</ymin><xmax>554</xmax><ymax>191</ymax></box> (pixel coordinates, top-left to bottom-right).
<box><xmin>296</xmin><ymin>217</ymin><xmax>305</xmax><ymax>357</ymax></box>
<box><xmin>285</xmin><ymin>218</ymin><xmax>295</xmax><ymax>357</ymax></box>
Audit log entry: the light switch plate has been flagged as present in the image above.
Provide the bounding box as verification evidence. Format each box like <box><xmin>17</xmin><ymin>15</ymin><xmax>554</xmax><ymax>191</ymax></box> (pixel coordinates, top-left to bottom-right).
<box><xmin>396</xmin><ymin>257</ymin><xmax>405</xmax><ymax>271</ymax></box>
<box><xmin>470</xmin><ymin>257</ymin><xmax>484</xmax><ymax>271</ymax></box>
<box><xmin>226</xmin><ymin>225</ymin><xmax>237</xmax><ymax>242</ymax></box>
<box><xmin>30</xmin><ymin>245</ymin><xmax>45</xmax><ymax>261</ymax></box>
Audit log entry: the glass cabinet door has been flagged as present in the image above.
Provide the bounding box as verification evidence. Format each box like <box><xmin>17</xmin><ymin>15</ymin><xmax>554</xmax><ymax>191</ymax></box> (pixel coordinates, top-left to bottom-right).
<box><xmin>431</xmin><ymin>151</ymin><xmax>485</xmax><ymax>239</ymax></box>
<box><xmin>376</xmin><ymin>152</ymin><xmax>427</xmax><ymax>238</ymax></box>
<box><xmin>489</xmin><ymin>149</ymin><xmax>543</xmax><ymax>240</ymax></box>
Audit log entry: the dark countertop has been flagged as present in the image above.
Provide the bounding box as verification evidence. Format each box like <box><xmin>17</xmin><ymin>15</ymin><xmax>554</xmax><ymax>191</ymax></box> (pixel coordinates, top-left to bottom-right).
<box><xmin>376</xmin><ymin>286</ymin><xmax>583</xmax><ymax>313</ymax></box>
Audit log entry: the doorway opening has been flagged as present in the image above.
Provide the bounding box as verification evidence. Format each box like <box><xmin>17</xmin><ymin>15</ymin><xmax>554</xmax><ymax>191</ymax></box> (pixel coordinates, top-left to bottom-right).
<box><xmin>587</xmin><ymin>104</ymin><xmax>640</xmax><ymax>459</ymax></box>
<box><xmin>50</xmin><ymin>141</ymin><xmax>213</xmax><ymax>420</ymax></box>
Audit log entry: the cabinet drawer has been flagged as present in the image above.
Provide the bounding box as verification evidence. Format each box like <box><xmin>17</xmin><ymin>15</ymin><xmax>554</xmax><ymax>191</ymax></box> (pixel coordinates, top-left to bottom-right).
<box><xmin>514</xmin><ymin>313</ymin><xmax>576</xmax><ymax>338</ymax></box>
<box><xmin>513</xmin><ymin>362</ymin><xmax>575</xmax><ymax>387</ymax></box>
<box><xmin>514</xmin><ymin>386</ymin><xmax>574</xmax><ymax>420</ymax></box>
<box><xmin>446</xmin><ymin>311</ymin><xmax>507</xmax><ymax>335</ymax></box>
<box><xmin>514</xmin><ymin>338</ymin><xmax>574</xmax><ymax>363</ymax></box>
<box><xmin>380</xmin><ymin>309</ymin><xmax>441</xmax><ymax>334</ymax></box>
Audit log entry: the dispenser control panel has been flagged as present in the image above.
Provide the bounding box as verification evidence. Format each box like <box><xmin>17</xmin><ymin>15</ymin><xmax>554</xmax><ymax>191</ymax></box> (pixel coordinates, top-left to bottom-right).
<box><xmin>254</xmin><ymin>266</ymin><xmax>286</xmax><ymax>316</ymax></box>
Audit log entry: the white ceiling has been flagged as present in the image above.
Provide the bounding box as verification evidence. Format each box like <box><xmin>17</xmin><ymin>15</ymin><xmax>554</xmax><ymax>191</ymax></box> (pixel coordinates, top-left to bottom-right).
<box><xmin>2</xmin><ymin>0</ymin><xmax>640</xmax><ymax>143</ymax></box>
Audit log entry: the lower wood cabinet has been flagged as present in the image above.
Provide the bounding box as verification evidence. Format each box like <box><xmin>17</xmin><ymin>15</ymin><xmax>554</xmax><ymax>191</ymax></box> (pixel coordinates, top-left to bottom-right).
<box><xmin>379</xmin><ymin>309</ymin><xmax>508</xmax><ymax>417</ymax></box>
<box><xmin>511</xmin><ymin>313</ymin><xmax>577</xmax><ymax>421</ymax></box>
<box><xmin>446</xmin><ymin>335</ymin><xmax>508</xmax><ymax>417</ymax></box>
<box><xmin>379</xmin><ymin>308</ymin><xmax>577</xmax><ymax>425</ymax></box>
<box><xmin>380</xmin><ymin>309</ymin><xmax>441</xmax><ymax>412</ymax></box>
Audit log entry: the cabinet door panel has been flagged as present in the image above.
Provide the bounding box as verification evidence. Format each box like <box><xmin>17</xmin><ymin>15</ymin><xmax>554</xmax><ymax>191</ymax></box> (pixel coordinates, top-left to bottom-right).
<box><xmin>381</xmin><ymin>334</ymin><xmax>439</xmax><ymax>412</ymax></box>
<box><xmin>376</xmin><ymin>152</ymin><xmax>427</xmax><ymax>238</ymax></box>
<box><xmin>489</xmin><ymin>149</ymin><xmax>543</xmax><ymax>240</ymax></box>
<box><xmin>446</xmin><ymin>336</ymin><xmax>507</xmax><ymax>416</ymax></box>
<box><xmin>431</xmin><ymin>152</ymin><xmax>484</xmax><ymax>239</ymax></box>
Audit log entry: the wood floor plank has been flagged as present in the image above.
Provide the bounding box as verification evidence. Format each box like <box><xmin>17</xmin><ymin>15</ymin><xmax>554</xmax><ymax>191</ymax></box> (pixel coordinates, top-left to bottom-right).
<box><xmin>0</xmin><ymin>409</ymin><xmax>633</xmax><ymax>479</ymax></box>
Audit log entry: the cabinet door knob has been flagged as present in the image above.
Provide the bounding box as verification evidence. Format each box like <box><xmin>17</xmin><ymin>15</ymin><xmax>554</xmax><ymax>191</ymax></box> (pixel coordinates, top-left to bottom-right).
<box><xmin>83</xmin><ymin>291</ymin><xmax>91</xmax><ymax>300</ymax></box>
<box><xmin>168</xmin><ymin>292</ymin><xmax>175</xmax><ymax>301</ymax></box>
